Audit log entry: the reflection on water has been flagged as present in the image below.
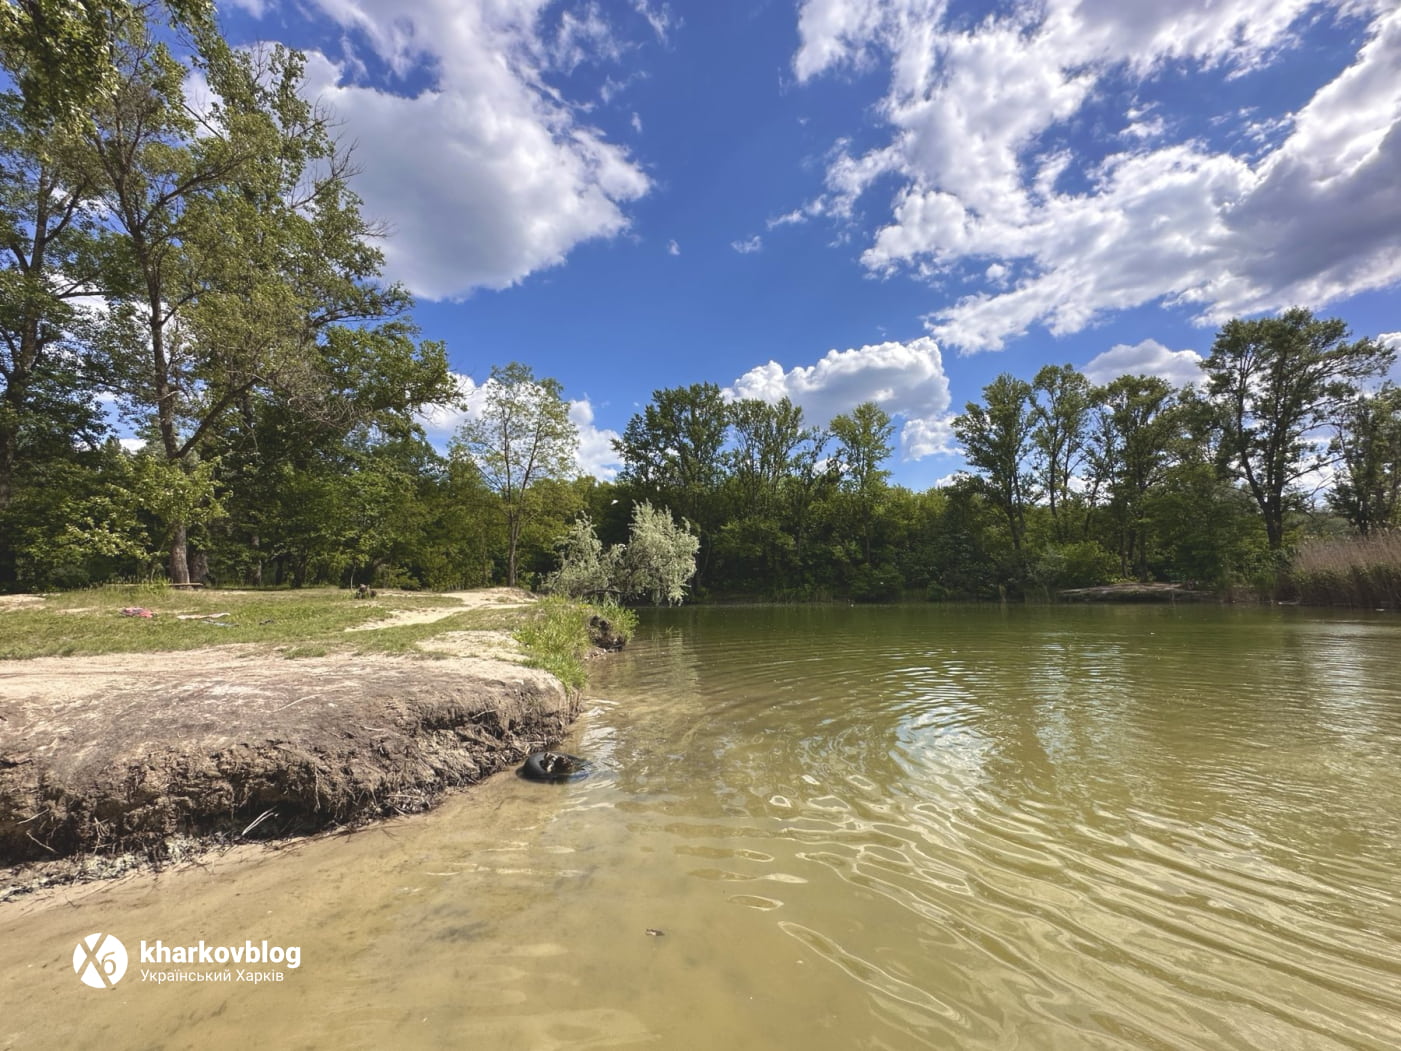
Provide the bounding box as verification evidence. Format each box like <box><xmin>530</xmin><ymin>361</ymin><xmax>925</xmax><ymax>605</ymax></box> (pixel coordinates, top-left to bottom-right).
<box><xmin>4</xmin><ymin>605</ymin><xmax>1401</xmax><ymax>1049</ymax></box>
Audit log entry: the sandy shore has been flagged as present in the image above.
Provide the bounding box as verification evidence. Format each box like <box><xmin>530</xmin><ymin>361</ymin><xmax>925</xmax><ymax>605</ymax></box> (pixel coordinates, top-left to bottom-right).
<box><xmin>0</xmin><ymin>588</ymin><xmax>580</xmax><ymax>899</ymax></box>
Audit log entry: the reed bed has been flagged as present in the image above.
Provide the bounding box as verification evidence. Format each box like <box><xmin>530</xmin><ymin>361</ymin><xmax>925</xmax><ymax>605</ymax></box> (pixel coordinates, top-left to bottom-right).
<box><xmin>1288</xmin><ymin>530</ymin><xmax>1401</xmax><ymax>609</ymax></box>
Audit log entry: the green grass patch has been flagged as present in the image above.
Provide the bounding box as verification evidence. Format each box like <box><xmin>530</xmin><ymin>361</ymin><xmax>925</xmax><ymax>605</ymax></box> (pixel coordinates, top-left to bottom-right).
<box><xmin>512</xmin><ymin>596</ymin><xmax>603</xmax><ymax>692</ymax></box>
<box><xmin>0</xmin><ymin>588</ymin><xmax>625</xmax><ymax>692</ymax></box>
<box><xmin>2</xmin><ymin>588</ymin><xmax>485</xmax><ymax>660</ymax></box>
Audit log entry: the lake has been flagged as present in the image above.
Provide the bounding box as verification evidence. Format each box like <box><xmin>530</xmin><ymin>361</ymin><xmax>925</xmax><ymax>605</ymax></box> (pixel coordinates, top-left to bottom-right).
<box><xmin>3</xmin><ymin>604</ymin><xmax>1401</xmax><ymax>1049</ymax></box>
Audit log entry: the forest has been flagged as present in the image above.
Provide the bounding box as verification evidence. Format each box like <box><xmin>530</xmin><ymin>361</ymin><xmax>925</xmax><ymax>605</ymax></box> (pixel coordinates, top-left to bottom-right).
<box><xmin>2</xmin><ymin>2</ymin><xmax>1398</xmax><ymax>605</ymax></box>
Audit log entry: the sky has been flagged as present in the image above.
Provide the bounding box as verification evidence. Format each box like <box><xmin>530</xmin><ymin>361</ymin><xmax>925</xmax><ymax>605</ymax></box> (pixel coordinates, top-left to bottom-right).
<box><xmin>216</xmin><ymin>0</ymin><xmax>1401</xmax><ymax>488</ymax></box>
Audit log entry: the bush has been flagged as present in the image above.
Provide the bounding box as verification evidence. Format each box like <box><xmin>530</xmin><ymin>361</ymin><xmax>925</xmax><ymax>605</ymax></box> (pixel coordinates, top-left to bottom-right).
<box><xmin>545</xmin><ymin>502</ymin><xmax>699</xmax><ymax>606</ymax></box>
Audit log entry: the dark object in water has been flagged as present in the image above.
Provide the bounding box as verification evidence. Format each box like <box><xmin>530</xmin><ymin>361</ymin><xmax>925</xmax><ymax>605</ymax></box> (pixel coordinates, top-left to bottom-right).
<box><xmin>518</xmin><ymin>751</ymin><xmax>591</xmax><ymax>783</ymax></box>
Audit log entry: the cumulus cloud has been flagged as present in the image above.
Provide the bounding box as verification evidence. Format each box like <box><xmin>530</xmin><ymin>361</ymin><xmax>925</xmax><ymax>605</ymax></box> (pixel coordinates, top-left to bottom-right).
<box><xmin>725</xmin><ymin>336</ymin><xmax>955</xmax><ymax>460</ymax></box>
<box><xmin>731</xmin><ymin>235</ymin><xmax>763</xmax><ymax>254</ymax></box>
<box><xmin>416</xmin><ymin>372</ymin><xmax>480</xmax><ymax>440</ymax></box>
<box><xmin>279</xmin><ymin>1</ymin><xmax>652</xmax><ymax>299</ymax></box>
<box><xmin>793</xmin><ymin>0</ymin><xmax>1401</xmax><ymax>351</ymax></box>
<box><xmin>667</xmin><ymin>239</ymin><xmax>680</xmax><ymax>255</ymax></box>
<box><xmin>1081</xmin><ymin>338</ymin><xmax>1205</xmax><ymax>388</ymax></box>
<box><xmin>568</xmin><ymin>398</ymin><xmax>622</xmax><ymax>480</ymax></box>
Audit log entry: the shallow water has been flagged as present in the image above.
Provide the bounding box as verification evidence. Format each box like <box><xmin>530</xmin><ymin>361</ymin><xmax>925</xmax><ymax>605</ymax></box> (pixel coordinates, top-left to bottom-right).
<box><xmin>4</xmin><ymin>604</ymin><xmax>1401</xmax><ymax>1049</ymax></box>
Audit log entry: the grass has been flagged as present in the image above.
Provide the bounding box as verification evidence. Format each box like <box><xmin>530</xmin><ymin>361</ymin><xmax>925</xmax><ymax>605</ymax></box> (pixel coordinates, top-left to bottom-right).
<box><xmin>513</xmin><ymin>596</ymin><xmax>637</xmax><ymax>692</ymax></box>
<box><xmin>0</xmin><ymin>586</ymin><xmax>630</xmax><ymax>692</ymax></box>
<box><xmin>2</xmin><ymin>588</ymin><xmax>489</xmax><ymax>659</ymax></box>
<box><xmin>1288</xmin><ymin>530</ymin><xmax>1401</xmax><ymax>609</ymax></box>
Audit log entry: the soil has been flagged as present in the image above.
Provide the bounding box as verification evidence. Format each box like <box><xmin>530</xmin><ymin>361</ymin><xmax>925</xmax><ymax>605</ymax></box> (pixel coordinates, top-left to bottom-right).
<box><xmin>1058</xmin><ymin>582</ymin><xmax>1218</xmax><ymax>602</ymax></box>
<box><xmin>0</xmin><ymin>588</ymin><xmax>581</xmax><ymax>897</ymax></box>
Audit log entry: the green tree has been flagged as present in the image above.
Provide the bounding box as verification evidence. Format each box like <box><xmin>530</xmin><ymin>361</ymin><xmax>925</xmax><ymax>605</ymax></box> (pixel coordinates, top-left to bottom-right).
<box><xmin>546</xmin><ymin>513</ymin><xmax>620</xmax><ymax>599</ymax></box>
<box><xmin>1202</xmin><ymin>308</ymin><xmax>1394</xmax><ymax>550</ymax></box>
<box><xmin>546</xmin><ymin>501</ymin><xmax>698</xmax><ymax>605</ymax></box>
<box><xmin>617</xmin><ymin>501</ymin><xmax>699</xmax><ymax>605</ymax></box>
<box><xmin>1086</xmin><ymin>374</ymin><xmax>1181</xmax><ymax>578</ymax></box>
<box><xmin>1030</xmin><ymin>363</ymin><xmax>1092</xmax><ymax>541</ymax></box>
<box><xmin>452</xmin><ymin>362</ymin><xmax>578</xmax><ymax>587</ymax></box>
<box><xmin>1329</xmin><ymin>385</ymin><xmax>1401</xmax><ymax>535</ymax></box>
<box><xmin>614</xmin><ymin>382</ymin><xmax>728</xmax><ymax>523</ymax></box>
<box><xmin>830</xmin><ymin>400</ymin><xmax>894</xmax><ymax>564</ymax></box>
<box><xmin>954</xmin><ymin>374</ymin><xmax>1037</xmax><ymax>552</ymax></box>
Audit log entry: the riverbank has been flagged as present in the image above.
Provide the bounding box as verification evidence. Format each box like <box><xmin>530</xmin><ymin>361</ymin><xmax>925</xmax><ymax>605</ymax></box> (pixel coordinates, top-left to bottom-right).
<box><xmin>0</xmin><ymin>588</ymin><xmax>606</xmax><ymax>900</ymax></box>
<box><xmin>1057</xmin><ymin>582</ymin><xmax>1219</xmax><ymax>603</ymax></box>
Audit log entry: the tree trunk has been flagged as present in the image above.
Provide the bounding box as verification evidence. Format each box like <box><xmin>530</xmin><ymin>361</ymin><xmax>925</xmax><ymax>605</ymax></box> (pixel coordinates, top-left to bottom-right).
<box><xmin>168</xmin><ymin>520</ymin><xmax>190</xmax><ymax>584</ymax></box>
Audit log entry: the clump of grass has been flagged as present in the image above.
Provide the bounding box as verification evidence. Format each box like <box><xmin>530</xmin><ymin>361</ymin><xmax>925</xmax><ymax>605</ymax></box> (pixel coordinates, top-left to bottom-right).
<box><xmin>1289</xmin><ymin>531</ymin><xmax>1401</xmax><ymax>608</ymax></box>
<box><xmin>512</xmin><ymin>596</ymin><xmax>609</xmax><ymax>692</ymax></box>
<box><xmin>591</xmin><ymin>598</ymin><xmax>638</xmax><ymax>645</ymax></box>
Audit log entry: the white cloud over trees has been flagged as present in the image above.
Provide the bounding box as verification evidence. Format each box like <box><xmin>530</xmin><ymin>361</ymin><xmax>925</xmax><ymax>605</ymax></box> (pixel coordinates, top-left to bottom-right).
<box><xmin>726</xmin><ymin>337</ymin><xmax>954</xmax><ymax>460</ymax></box>
<box><xmin>1081</xmin><ymin>339</ymin><xmax>1205</xmax><ymax>388</ymax></box>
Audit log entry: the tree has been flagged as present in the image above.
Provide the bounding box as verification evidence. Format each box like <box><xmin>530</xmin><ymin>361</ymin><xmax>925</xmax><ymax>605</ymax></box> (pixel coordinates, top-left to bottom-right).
<box><xmin>727</xmin><ymin>396</ymin><xmax>810</xmax><ymax>515</ymax></box>
<box><xmin>1031</xmin><ymin>364</ymin><xmax>1092</xmax><ymax>540</ymax></box>
<box><xmin>954</xmin><ymin>374</ymin><xmax>1037</xmax><ymax>551</ymax></box>
<box><xmin>452</xmin><ymin>362</ymin><xmax>578</xmax><ymax>587</ymax></box>
<box><xmin>547</xmin><ymin>501</ymin><xmax>698</xmax><ymax>605</ymax></box>
<box><xmin>1202</xmin><ymin>308</ymin><xmax>1394</xmax><ymax>550</ymax></box>
<box><xmin>1329</xmin><ymin>385</ymin><xmax>1401</xmax><ymax>535</ymax></box>
<box><xmin>830</xmin><ymin>401</ymin><xmax>894</xmax><ymax>563</ymax></box>
<box><xmin>78</xmin><ymin>23</ymin><xmax>449</xmax><ymax>583</ymax></box>
<box><xmin>614</xmin><ymin>382</ymin><xmax>728</xmax><ymax>524</ymax></box>
<box><xmin>1086</xmin><ymin>374</ymin><xmax>1181</xmax><ymax>577</ymax></box>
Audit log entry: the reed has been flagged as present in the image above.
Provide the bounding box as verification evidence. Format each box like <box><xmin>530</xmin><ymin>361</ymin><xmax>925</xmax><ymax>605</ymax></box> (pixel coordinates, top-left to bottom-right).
<box><xmin>1288</xmin><ymin>530</ymin><xmax>1401</xmax><ymax>609</ymax></box>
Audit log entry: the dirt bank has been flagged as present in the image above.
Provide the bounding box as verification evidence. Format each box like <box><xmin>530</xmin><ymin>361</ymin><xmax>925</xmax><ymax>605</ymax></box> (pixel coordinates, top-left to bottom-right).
<box><xmin>1058</xmin><ymin>582</ymin><xmax>1218</xmax><ymax>603</ymax></box>
<box><xmin>0</xmin><ymin>646</ymin><xmax>575</xmax><ymax>891</ymax></box>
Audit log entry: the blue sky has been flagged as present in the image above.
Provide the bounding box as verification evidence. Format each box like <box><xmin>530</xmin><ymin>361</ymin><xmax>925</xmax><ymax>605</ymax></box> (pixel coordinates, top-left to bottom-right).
<box><xmin>217</xmin><ymin>0</ymin><xmax>1401</xmax><ymax>488</ymax></box>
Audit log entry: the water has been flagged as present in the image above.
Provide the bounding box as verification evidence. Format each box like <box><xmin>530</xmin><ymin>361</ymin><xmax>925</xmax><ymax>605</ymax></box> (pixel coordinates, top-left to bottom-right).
<box><xmin>4</xmin><ymin>604</ymin><xmax>1401</xmax><ymax>1049</ymax></box>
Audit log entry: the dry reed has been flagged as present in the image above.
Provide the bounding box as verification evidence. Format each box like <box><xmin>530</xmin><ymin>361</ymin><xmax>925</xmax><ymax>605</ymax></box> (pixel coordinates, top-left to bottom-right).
<box><xmin>1288</xmin><ymin>530</ymin><xmax>1401</xmax><ymax>608</ymax></box>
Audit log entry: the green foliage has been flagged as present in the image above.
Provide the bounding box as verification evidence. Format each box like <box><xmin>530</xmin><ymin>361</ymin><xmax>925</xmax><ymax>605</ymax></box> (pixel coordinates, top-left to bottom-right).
<box><xmin>1329</xmin><ymin>385</ymin><xmax>1401</xmax><ymax>535</ymax></box>
<box><xmin>512</xmin><ymin>596</ymin><xmax>598</xmax><ymax>692</ymax></box>
<box><xmin>955</xmin><ymin>374</ymin><xmax>1037</xmax><ymax>551</ymax></box>
<box><xmin>546</xmin><ymin>501</ymin><xmax>699</xmax><ymax>606</ymax></box>
<box><xmin>1202</xmin><ymin>308</ymin><xmax>1394</xmax><ymax>550</ymax></box>
<box><xmin>618</xmin><ymin>500</ymin><xmax>701</xmax><ymax>605</ymax></box>
<box><xmin>546</xmin><ymin>513</ymin><xmax>620</xmax><ymax>599</ymax></box>
<box><xmin>452</xmin><ymin>362</ymin><xmax>578</xmax><ymax>587</ymax></box>
<box><xmin>1027</xmin><ymin>540</ymin><xmax>1119</xmax><ymax>596</ymax></box>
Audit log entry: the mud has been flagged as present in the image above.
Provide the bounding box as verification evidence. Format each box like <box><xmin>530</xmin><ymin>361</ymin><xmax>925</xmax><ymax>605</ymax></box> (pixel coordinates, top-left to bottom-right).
<box><xmin>0</xmin><ymin>649</ymin><xmax>575</xmax><ymax>889</ymax></box>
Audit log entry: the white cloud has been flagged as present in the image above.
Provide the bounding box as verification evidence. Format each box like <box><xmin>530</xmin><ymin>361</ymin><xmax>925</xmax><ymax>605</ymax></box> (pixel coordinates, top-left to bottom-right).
<box><xmin>632</xmin><ymin>0</ymin><xmax>675</xmax><ymax>43</ymax></box>
<box><xmin>285</xmin><ymin>1</ymin><xmax>651</xmax><ymax>299</ymax></box>
<box><xmin>1081</xmin><ymin>338</ymin><xmax>1205</xmax><ymax>388</ymax></box>
<box><xmin>568</xmin><ymin>398</ymin><xmax>622</xmax><ymax>480</ymax></box>
<box><xmin>416</xmin><ymin>372</ymin><xmax>480</xmax><ymax>440</ymax></box>
<box><xmin>793</xmin><ymin>0</ymin><xmax>1401</xmax><ymax>351</ymax></box>
<box><xmin>725</xmin><ymin>336</ymin><xmax>954</xmax><ymax>460</ymax></box>
<box><xmin>731</xmin><ymin>235</ymin><xmax>763</xmax><ymax>254</ymax></box>
<box><xmin>667</xmin><ymin>239</ymin><xmax>680</xmax><ymax>255</ymax></box>
<box><xmin>1379</xmin><ymin>330</ymin><xmax>1401</xmax><ymax>348</ymax></box>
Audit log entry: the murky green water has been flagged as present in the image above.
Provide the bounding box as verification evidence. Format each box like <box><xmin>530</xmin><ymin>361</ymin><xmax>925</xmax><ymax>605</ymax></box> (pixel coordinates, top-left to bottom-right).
<box><xmin>4</xmin><ymin>604</ymin><xmax>1401</xmax><ymax>1049</ymax></box>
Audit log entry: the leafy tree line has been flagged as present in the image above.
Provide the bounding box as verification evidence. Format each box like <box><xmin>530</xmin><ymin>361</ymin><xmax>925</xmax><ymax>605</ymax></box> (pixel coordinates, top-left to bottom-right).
<box><xmin>603</xmin><ymin>309</ymin><xmax>1396</xmax><ymax>601</ymax></box>
<box><xmin>2</xmin><ymin>7</ymin><xmax>1394</xmax><ymax>601</ymax></box>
